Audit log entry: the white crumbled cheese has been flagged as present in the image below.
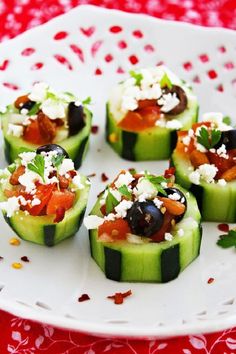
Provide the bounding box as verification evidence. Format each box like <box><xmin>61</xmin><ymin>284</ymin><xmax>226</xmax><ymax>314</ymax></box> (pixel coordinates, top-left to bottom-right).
<box><xmin>41</xmin><ymin>98</ymin><xmax>66</xmax><ymax>119</ymax></box>
<box><xmin>20</xmin><ymin>108</ymin><xmax>29</xmax><ymax>115</ymax></box>
<box><xmin>127</xmin><ymin>234</ymin><xmax>148</xmax><ymax>244</ymax></box>
<box><xmin>72</xmin><ymin>174</ymin><xmax>84</xmax><ymax>189</ymax></box>
<box><xmin>104</xmin><ymin>213</ymin><xmax>116</xmax><ymax>221</ymax></box>
<box><xmin>177</xmin><ymin>229</ymin><xmax>184</xmax><ymax>237</ymax></box>
<box><xmin>189</xmin><ymin>170</ymin><xmax>200</xmax><ymax>185</ymax></box>
<box><xmin>133</xmin><ymin>178</ymin><xmax>157</xmax><ymax>200</ymax></box>
<box><xmin>19</xmin><ymin>152</ymin><xmax>36</xmax><ymax>166</ymax></box>
<box><xmin>121</xmin><ymin>95</ymin><xmax>138</xmax><ymax>112</ymax></box>
<box><xmin>114</xmin><ymin>200</ymin><xmax>133</xmax><ymax>218</ymax></box>
<box><xmin>202</xmin><ymin>112</ymin><xmax>232</xmax><ymax>131</ymax></box>
<box><xmin>7</xmin><ymin>124</ymin><xmax>23</xmax><ymax>137</ymax></box>
<box><xmin>18</xmin><ymin>170</ymin><xmax>39</xmax><ymax>192</ymax></box>
<box><xmin>153</xmin><ymin>197</ymin><xmax>163</xmax><ymax>209</ymax></box>
<box><xmin>59</xmin><ymin>158</ymin><xmax>74</xmax><ymax>176</ymax></box>
<box><xmin>31</xmin><ymin>198</ymin><xmax>41</xmax><ymax>206</ymax></box>
<box><xmin>83</xmin><ymin>215</ymin><xmax>104</xmax><ymax>229</ymax></box>
<box><xmin>188</xmin><ymin>129</ymin><xmax>194</xmax><ymax>138</ymax></box>
<box><xmin>209</xmin><ymin>148</ymin><xmax>216</xmax><ymax>153</ymax></box>
<box><xmin>182</xmin><ymin>135</ymin><xmax>191</xmax><ymax>146</ymax></box>
<box><xmin>0</xmin><ymin>105</ymin><xmax>7</xmax><ymax>114</ymax></box>
<box><xmin>166</xmin><ymin>119</ymin><xmax>183</xmax><ymax>130</ymax></box>
<box><xmin>218</xmin><ymin>179</ymin><xmax>227</xmax><ymax>186</ymax></box>
<box><xmin>0</xmin><ymin>196</ymin><xmax>20</xmax><ymax>217</ymax></box>
<box><xmin>196</xmin><ymin>143</ymin><xmax>207</xmax><ymax>153</ymax></box>
<box><xmin>155</xmin><ymin>118</ymin><xmax>166</xmax><ymax>127</ymax></box>
<box><xmin>216</xmin><ymin>144</ymin><xmax>228</xmax><ymax>159</ymax></box>
<box><xmin>74</xmin><ymin>100</ymin><xmax>82</xmax><ymax>107</ymax></box>
<box><xmin>28</xmin><ymin>82</ymin><xmax>48</xmax><ymax>102</ymax></box>
<box><xmin>168</xmin><ymin>192</ymin><xmax>181</xmax><ymax>201</ymax></box>
<box><xmin>114</xmin><ymin>171</ymin><xmax>134</xmax><ymax>189</ymax></box>
<box><xmin>158</xmin><ymin>93</ymin><xmax>180</xmax><ymax>113</ymax></box>
<box><xmin>164</xmin><ymin>232</ymin><xmax>173</xmax><ymax>241</ymax></box>
<box><xmin>189</xmin><ymin>164</ymin><xmax>218</xmax><ymax>184</ymax></box>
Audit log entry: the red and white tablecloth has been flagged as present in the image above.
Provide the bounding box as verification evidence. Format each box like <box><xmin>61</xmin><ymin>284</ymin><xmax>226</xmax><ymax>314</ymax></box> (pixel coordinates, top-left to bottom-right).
<box><xmin>0</xmin><ymin>1</ymin><xmax>236</xmax><ymax>353</ymax></box>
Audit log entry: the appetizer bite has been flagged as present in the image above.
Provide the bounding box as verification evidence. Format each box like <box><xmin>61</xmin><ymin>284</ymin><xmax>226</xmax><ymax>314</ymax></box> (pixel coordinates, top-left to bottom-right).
<box><xmin>106</xmin><ymin>66</ymin><xmax>198</xmax><ymax>160</ymax></box>
<box><xmin>84</xmin><ymin>170</ymin><xmax>201</xmax><ymax>283</ymax></box>
<box><xmin>0</xmin><ymin>144</ymin><xmax>90</xmax><ymax>246</ymax></box>
<box><xmin>171</xmin><ymin>112</ymin><xmax>236</xmax><ymax>222</ymax></box>
<box><xmin>1</xmin><ymin>83</ymin><xmax>92</xmax><ymax>168</ymax></box>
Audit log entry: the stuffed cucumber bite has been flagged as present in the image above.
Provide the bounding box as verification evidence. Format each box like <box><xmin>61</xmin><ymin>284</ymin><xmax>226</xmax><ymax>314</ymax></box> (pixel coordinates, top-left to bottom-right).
<box><xmin>171</xmin><ymin>112</ymin><xmax>236</xmax><ymax>222</ymax></box>
<box><xmin>0</xmin><ymin>144</ymin><xmax>90</xmax><ymax>246</ymax></box>
<box><xmin>106</xmin><ymin>65</ymin><xmax>198</xmax><ymax>161</ymax></box>
<box><xmin>84</xmin><ymin>170</ymin><xmax>202</xmax><ymax>283</ymax></box>
<box><xmin>1</xmin><ymin>82</ymin><xmax>92</xmax><ymax>169</ymax></box>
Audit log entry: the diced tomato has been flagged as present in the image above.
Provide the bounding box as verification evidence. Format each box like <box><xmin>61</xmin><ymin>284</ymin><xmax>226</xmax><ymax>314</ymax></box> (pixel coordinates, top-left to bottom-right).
<box><xmin>207</xmin><ymin>151</ymin><xmax>235</xmax><ymax>178</ymax></box>
<box><xmin>98</xmin><ymin>218</ymin><xmax>131</xmax><ymax>241</ymax></box>
<box><xmin>23</xmin><ymin>119</ymin><xmax>48</xmax><ymax>145</ymax></box>
<box><xmin>25</xmin><ymin>183</ymin><xmax>56</xmax><ymax>216</ymax></box>
<box><xmin>46</xmin><ymin>190</ymin><xmax>75</xmax><ymax>215</ymax></box>
<box><xmin>137</xmin><ymin>99</ymin><xmax>157</xmax><ymax>109</ymax></box>
<box><xmin>151</xmin><ymin>212</ymin><xmax>173</xmax><ymax>242</ymax></box>
<box><xmin>118</xmin><ymin>105</ymin><xmax>160</xmax><ymax>131</ymax></box>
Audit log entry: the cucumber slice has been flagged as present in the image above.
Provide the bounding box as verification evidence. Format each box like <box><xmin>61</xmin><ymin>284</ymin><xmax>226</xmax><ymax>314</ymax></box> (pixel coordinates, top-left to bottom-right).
<box><xmin>1</xmin><ymin>107</ymin><xmax>92</xmax><ymax>169</ymax></box>
<box><xmin>106</xmin><ymin>96</ymin><xmax>199</xmax><ymax>161</ymax></box>
<box><xmin>89</xmin><ymin>185</ymin><xmax>202</xmax><ymax>283</ymax></box>
<box><xmin>172</xmin><ymin>150</ymin><xmax>236</xmax><ymax>222</ymax></box>
<box><xmin>0</xmin><ymin>175</ymin><xmax>90</xmax><ymax>246</ymax></box>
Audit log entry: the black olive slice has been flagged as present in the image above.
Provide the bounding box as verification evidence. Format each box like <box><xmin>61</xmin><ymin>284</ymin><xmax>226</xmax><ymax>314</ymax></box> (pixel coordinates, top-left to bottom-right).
<box><xmin>162</xmin><ymin>85</ymin><xmax>188</xmax><ymax>115</ymax></box>
<box><xmin>67</xmin><ymin>102</ymin><xmax>85</xmax><ymax>136</ymax></box>
<box><xmin>126</xmin><ymin>201</ymin><xmax>164</xmax><ymax>237</ymax></box>
<box><xmin>213</xmin><ymin>129</ymin><xmax>236</xmax><ymax>150</ymax></box>
<box><xmin>36</xmin><ymin>144</ymin><xmax>69</xmax><ymax>158</ymax></box>
<box><xmin>20</xmin><ymin>100</ymin><xmax>35</xmax><ymax>112</ymax></box>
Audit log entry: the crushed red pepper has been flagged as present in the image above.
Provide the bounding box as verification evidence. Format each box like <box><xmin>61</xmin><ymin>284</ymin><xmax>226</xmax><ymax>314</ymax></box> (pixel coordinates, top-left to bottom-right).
<box><xmin>101</xmin><ymin>173</ymin><xmax>109</xmax><ymax>182</ymax></box>
<box><xmin>21</xmin><ymin>256</ymin><xmax>30</xmax><ymax>262</ymax></box>
<box><xmin>164</xmin><ymin>166</ymin><xmax>176</xmax><ymax>179</ymax></box>
<box><xmin>91</xmin><ymin>125</ymin><xmax>99</xmax><ymax>134</ymax></box>
<box><xmin>107</xmin><ymin>290</ymin><xmax>132</xmax><ymax>304</ymax></box>
<box><xmin>78</xmin><ymin>294</ymin><xmax>90</xmax><ymax>302</ymax></box>
<box><xmin>207</xmin><ymin>277</ymin><xmax>215</xmax><ymax>284</ymax></box>
<box><xmin>217</xmin><ymin>223</ymin><xmax>229</xmax><ymax>233</ymax></box>
<box><xmin>87</xmin><ymin>173</ymin><xmax>96</xmax><ymax>178</ymax></box>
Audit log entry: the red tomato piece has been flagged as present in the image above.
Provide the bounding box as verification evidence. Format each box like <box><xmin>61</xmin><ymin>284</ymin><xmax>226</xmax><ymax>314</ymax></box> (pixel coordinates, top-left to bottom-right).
<box><xmin>46</xmin><ymin>190</ymin><xmax>75</xmax><ymax>215</ymax></box>
<box><xmin>26</xmin><ymin>183</ymin><xmax>56</xmax><ymax>216</ymax></box>
<box><xmin>151</xmin><ymin>213</ymin><xmax>173</xmax><ymax>243</ymax></box>
<box><xmin>98</xmin><ymin>218</ymin><xmax>131</xmax><ymax>240</ymax></box>
<box><xmin>23</xmin><ymin>119</ymin><xmax>47</xmax><ymax>145</ymax></box>
<box><xmin>118</xmin><ymin>105</ymin><xmax>160</xmax><ymax>131</ymax></box>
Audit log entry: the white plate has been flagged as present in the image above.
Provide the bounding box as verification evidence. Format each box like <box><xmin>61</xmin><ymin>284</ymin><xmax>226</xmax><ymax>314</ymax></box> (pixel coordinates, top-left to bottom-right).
<box><xmin>0</xmin><ymin>5</ymin><xmax>236</xmax><ymax>339</ymax></box>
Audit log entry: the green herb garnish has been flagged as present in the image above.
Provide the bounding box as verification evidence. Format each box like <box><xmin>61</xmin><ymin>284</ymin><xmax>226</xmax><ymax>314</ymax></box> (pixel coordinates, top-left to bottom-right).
<box><xmin>160</xmin><ymin>73</ymin><xmax>172</xmax><ymax>89</ymax></box>
<box><xmin>105</xmin><ymin>190</ymin><xmax>119</xmax><ymax>214</ymax></box>
<box><xmin>7</xmin><ymin>163</ymin><xmax>16</xmax><ymax>174</ymax></box>
<box><xmin>118</xmin><ymin>185</ymin><xmax>132</xmax><ymax>200</ymax></box>
<box><xmin>82</xmin><ymin>96</ymin><xmax>92</xmax><ymax>105</ymax></box>
<box><xmin>144</xmin><ymin>172</ymin><xmax>167</xmax><ymax>196</ymax></box>
<box><xmin>129</xmin><ymin>70</ymin><xmax>143</xmax><ymax>86</ymax></box>
<box><xmin>28</xmin><ymin>103</ymin><xmax>41</xmax><ymax>116</ymax></box>
<box><xmin>28</xmin><ymin>154</ymin><xmax>45</xmax><ymax>182</ymax></box>
<box><xmin>217</xmin><ymin>230</ymin><xmax>236</xmax><ymax>248</ymax></box>
<box><xmin>197</xmin><ymin>127</ymin><xmax>221</xmax><ymax>150</ymax></box>
<box><xmin>223</xmin><ymin>116</ymin><xmax>231</xmax><ymax>126</ymax></box>
<box><xmin>52</xmin><ymin>154</ymin><xmax>64</xmax><ymax>169</ymax></box>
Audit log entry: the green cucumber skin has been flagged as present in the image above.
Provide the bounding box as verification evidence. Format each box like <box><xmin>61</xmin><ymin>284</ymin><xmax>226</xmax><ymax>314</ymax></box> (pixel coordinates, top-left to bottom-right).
<box><xmin>106</xmin><ymin>99</ymin><xmax>199</xmax><ymax>161</ymax></box>
<box><xmin>1</xmin><ymin>176</ymin><xmax>89</xmax><ymax>246</ymax></box>
<box><xmin>89</xmin><ymin>185</ymin><xmax>201</xmax><ymax>283</ymax></box>
<box><xmin>172</xmin><ymin>150</ymin><xmax>236</xmax><ymax>222</ymax></box>
<box><xmin>1</xmin><ymin>108</ymin><xmax>92</xmax><ymax>169</ymax></box>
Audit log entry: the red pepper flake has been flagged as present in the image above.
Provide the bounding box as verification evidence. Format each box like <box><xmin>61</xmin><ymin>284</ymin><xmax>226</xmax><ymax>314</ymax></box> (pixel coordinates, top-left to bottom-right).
<box><xmin>217</xmin><ymin>223</ymin><xmax>229</xmax><ymax>233</ymax></box>
<box><xmin>78</xmin><ymin>294</ymin><xmax>90</xmax><ymax>302</ymax></box>
<box><xmin>21</xmin><ymin>256</ymin><xmax>29</xmax><ymax>262</ymax></box>
<box><xmin>91</xmin><ymin>125</ymin><xmax>99</xmax><ymax>134</ymax></box>
<box><xmin>101</xmin><ymin>173</ymin><xmax>109</xmax><ymax>182</ymax></box>
<box><xmin>164</xmin><ymin>166</ymin><xmax>176</xmax><ymax>179</ymax></box>
<box><xmin>207</xmin><ymin>277</ymin><xmax>215</xmax><ymax>284</ymax></box>
<box><xmin>87</xmin><ymin>173</ymin><xmax>96</xmax><ymax>178</ymax></box>
<box><xmin>107</xmin><ymin>290</ymin><xmax>132</xmax><ymax>304</ymax></box>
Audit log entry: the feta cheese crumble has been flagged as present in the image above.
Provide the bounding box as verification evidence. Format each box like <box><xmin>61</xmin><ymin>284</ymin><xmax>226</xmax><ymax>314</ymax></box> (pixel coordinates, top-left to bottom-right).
<box><xmin>114</xmin><ymin>171</ymin><xmax>134</xmax><ymax>189</ymax></box>
<box><xmin>164</xmin><ymin>232</ymin><xmax>173</xmax><ymax>241</ymax></box>
<box><xmin>7</xmin><ymin>124</ymin><xmax>23</xmax><ymax>137</ymax></box>
<box><xmin>189</xmin><ymin>164</ymin><xmax>218</xmax><ymax>184</ymax></box>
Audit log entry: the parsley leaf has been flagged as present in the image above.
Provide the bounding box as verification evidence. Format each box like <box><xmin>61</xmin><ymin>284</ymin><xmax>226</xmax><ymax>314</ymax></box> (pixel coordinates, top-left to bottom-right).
<box><xmin>144</xmin><ymin>172</ymin><xmax>167</xmax><ymax>196</ymax></box>
<box><xmin>129</xmin><ymin>70</ymin><xmax>143</xmax><ymax>86</ymax></box>
<box><xmin>160</xmin><ymin>73</ymin><xmax>172</xmax><ymax>89</ymax></box>
<box><xmin>82</xmin><ymin>96</ymin><xmax>92</xmax><ymax>105</ymax></box>
<box><xmin>217</xmin><ymin>230</ymin><xmax>236</xmax><ymax>248</ymax></box>
<box><xmin>197</xmin><ymin>127</ymin><xmax>221</xmax><ymax>150</ymax></box>
<box><xmin>52</xmin><ymin>154</ymin><xmax>64</xmax><ymax>169</ymax></box>
<box><xmin>223</xmin><ymin>116</ymin><xmax>231</xmax><ymax>125</ymax></box>
<box><xmin>105</xmin><ymin>190</ymin><xmax>119</xmax><ymax>214</ymax></box>
<box><xmin>28</xmin><ymin>102</ymin><xmax>41</xmax><ymax>116</ymax></box>
<box><xmin>118</xmin><ymin>185</ymin><xmax>132</xmax><ymax>199</ymax></box>
<box><xmin>27</xmin><ymin>154</ymin><xmax>45</xmax><ymax>182</ymax></box>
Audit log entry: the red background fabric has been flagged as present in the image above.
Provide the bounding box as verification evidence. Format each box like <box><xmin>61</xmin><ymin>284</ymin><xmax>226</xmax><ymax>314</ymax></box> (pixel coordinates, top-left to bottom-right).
<box><xmin>0</xmin><ymin>1</ymin><xmax>236</xmax><ymax>353</ymax></box>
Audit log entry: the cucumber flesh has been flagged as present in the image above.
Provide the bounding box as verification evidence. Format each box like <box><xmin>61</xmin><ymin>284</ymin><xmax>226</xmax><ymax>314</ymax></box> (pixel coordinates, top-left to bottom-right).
<box><xmin>89</xmin><ymin>185</ymin><xmax>202</xmax><ymax>283</ymax></box>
